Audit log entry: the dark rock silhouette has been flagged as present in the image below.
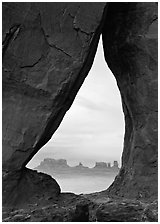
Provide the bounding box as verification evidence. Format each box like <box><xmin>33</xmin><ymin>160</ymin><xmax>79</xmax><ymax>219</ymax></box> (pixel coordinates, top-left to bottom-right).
<box><xmin>2</xmin><ymin>2</ymin><xmax>157</xmax><ymax>217</ymax></box>
<box><xmin>2</xmin><ymin>2</ymin><xmax>107</xmax><ymax>207</ymax></box>
<box><xmin>71</xmin><ymin>202</ymin><xmax>89</xmax><ymax>222</ymax></box>
<box><xmin>2</xmin><ymin>2</ymin><xmax>107</xmax><ymax>172</ymax></box>
<box><xmin>2</xmin><ymin>168</ymin><xmax>60</xmax><ymax>207</ymax></box>
<box><xmin>102</xmin><ymin>2</ymin><xmax>158</xmax><ymax>199</ymax></box>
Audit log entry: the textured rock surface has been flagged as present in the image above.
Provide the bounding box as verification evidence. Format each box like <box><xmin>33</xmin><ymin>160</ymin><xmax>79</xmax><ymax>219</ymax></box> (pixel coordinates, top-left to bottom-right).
<box><xmin>3</xmin><ymin>168</ymin><xmax>60</xmax><ymax>207</ymax></box>
<box><xmin>2</xmin><ymin>193</ymin><xmax>90</xmax><ymax>222</ymax></box>
<box><xmin>2</xmin><ymin>2</ymin><xmax>107</xmax><ymax>171</ymax></box>
<box><xmin>2</xmin><ymin>2</ymin><xmax>158</xmax><ymax>208</ymax></box>
<box><xmin>2</xmin><ymin>194</ymin><xmax>158</xmax><ymax>222</ymax></box>
<box><xmin>71</xmin><ymin>202</ymin><xmax>89</xmax><ymax>222</ymax></box>
<box><xmin>96</xmin><ymin>200</ymin><xmax>158</xmax><ymax>222</ymax></box>
<box><xmin>102</xmin><ymin>2</ymin><xmax>158</xmax><ymax>199</ymax></box>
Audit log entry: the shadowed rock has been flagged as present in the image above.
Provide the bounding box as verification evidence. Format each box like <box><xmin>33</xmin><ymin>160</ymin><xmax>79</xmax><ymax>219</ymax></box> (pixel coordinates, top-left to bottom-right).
<box><xmin>2</xmin><ymin>168</ymin><xmax>60</xmax><ymax>207</ymax></box>
<box><xmin>71</xmin><ymin>202</ymin><xmax>89</xmax><ymax>222</ymax></box>
<box><xmin>96</xmin><ymin>200</ymin><xmax>158</xmax><ymax>222</ymax></box>
<box><xmin>2</xmin><ymin>2</ymin><xmax>107</xmax><ymax>172</ymax></box>
<box><xmin>2</xmin><ymin>2</ymin><xmax>107</xmax><ymax>207</ymax></box>
<box><xmin>2</xmin><ymin>2</ymin><xmax>157</xmax><ymax>208</ymax></box>
<box><xmin>102</xmin><ymin>2</ymin><xmax>158</xmax><ymax>199</ymax></box>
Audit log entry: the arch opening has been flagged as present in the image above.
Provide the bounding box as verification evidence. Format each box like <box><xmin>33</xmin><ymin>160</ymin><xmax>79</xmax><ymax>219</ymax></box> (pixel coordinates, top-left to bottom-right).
<box><xmin>2</xmin><ymin>2</ymin><xmax>157</xmax><ymax>211</ymax></box>
<box><xmin>27</xmin><ymin>36</ymin><xmax>125</xmax><ymax>194</ymax></box>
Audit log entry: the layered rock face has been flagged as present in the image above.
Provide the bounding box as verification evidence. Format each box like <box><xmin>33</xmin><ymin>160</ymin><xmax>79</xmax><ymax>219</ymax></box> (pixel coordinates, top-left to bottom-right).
<box><xmin>3</xmin><ymin>2</ymin><xmax>157</xmax><ymax>207</ymax></box>
<box><xmin>2</xmin><ymin>2</ymin><xmax>107</xmax><ymax>206</ymax></box>
<box><xmin>3</xmin><ymin>2</ymin><xmax>106</xmax><ymax>172</ymax></box>
<box><xmin>102</xmin><ymin>2</ymin><xmax>158</xmax><ymax>199</ymax></box>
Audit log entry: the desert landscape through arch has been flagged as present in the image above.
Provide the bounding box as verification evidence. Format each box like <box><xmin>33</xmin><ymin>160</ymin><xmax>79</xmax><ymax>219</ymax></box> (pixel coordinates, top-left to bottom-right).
<box><xmin>3</xmin><ymin>2</ymin><xmax>157</xmax><ymax>218</ymax></box>
<box><xmin>27</xmin><ymin>36</ymin><xmax>124</xmax><ymax>194</ymax></box>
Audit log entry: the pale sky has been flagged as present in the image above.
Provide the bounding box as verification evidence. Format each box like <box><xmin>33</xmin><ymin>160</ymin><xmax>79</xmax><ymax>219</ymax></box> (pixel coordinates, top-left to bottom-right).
<box><xmin>27</xmin><ymin>36</ymin><xmax>125</xmax><ymax>169</ymax></box>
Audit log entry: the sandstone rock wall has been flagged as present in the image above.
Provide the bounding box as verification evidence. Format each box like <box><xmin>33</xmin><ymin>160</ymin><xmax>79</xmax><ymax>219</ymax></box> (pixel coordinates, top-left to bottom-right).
<box><xmin>2</xmin><ymin>2</ymin><xmax>158</xmax><ymax>206</ymax></box>
<box><xmin>2</xmin><ymin>2</ymin><xmax>107</xmax><ymax>207</ymax></box>
<box><xmin>2</xmin><ymin>2</ymin><xmax>107</xmax><ymax>171</ymax></box>
<box><xmin>3</xmin><ymin>167</ymin><xmax>60</xmax><ymax>207</ymax></box>
<box><xmin>102</xmin><ymin>2</ymin><xmax>158</xmax><ymax>199</ymax></box>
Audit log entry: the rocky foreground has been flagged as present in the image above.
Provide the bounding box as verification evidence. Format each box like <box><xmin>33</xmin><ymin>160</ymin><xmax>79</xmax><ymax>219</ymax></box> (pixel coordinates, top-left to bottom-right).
<box><xmin>2</xmin><ymin>168</ymin><xmax>158</xmax><ymax>222</ymax></box>
<box><xmin>3</xmin><ymin>192</ymin><xmax>158</xmax><ymax>222</ymax></box>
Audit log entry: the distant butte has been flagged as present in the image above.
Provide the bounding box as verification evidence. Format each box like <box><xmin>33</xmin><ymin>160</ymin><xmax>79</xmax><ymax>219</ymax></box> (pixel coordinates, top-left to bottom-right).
<box><xmin>35</xmin><ymin>158</ymin><xmax>120</xmax><ymax>175</ymax></box>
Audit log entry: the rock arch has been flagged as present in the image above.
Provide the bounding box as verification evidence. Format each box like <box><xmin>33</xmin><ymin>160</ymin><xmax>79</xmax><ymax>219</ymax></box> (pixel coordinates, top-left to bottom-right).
<box><xmin>102</xmin><ymin>2</ymin><xmax>158</xmax><ymax>199</ymax></box>
<box><xmin>2</xmin><ymin>2</ymin><xmax>157</xmax><ymax>206</ymax></box>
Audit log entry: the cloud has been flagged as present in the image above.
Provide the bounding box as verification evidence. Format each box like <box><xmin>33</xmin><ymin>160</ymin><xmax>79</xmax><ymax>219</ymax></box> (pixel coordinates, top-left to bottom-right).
<box><xmin>76</xmin><ymin>95</ymin><xmax>101</xmax><ymax>111</ymax></box>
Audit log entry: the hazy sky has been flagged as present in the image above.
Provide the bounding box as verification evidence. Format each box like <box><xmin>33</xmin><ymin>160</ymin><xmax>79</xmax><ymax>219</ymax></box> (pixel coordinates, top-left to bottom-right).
<box><xmin>27</xmin><ymin>36</ymin><xmax>125</xmax><ymax>168</ymax></box>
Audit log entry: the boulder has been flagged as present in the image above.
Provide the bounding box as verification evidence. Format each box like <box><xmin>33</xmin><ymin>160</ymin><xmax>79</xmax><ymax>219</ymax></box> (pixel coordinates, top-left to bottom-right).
<box><xmin>2</xmin><ymin>168</ymin><xmax>60</xmax><ymax>207</ymax></box>
<box><xmin>71</xmin><ymin>202</ymin><xmax>89</xmax><ymax>222</ymax></box>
